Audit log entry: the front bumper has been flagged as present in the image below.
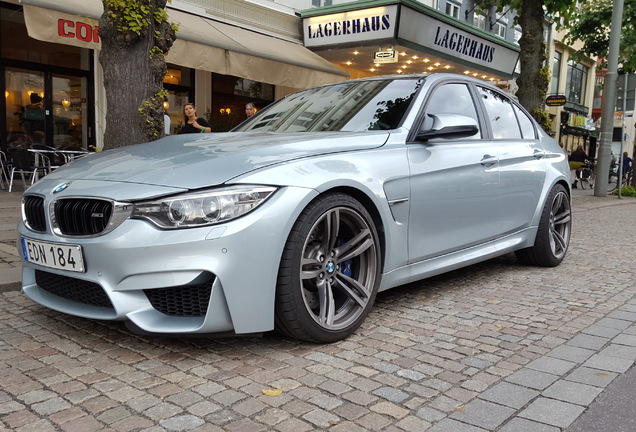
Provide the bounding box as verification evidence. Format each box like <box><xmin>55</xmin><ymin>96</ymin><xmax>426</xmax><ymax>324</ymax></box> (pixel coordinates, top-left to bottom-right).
<box><xmin>18</xmin><ymin>186</ymin><xmax>317</xmax><ymax>335</ymax></box>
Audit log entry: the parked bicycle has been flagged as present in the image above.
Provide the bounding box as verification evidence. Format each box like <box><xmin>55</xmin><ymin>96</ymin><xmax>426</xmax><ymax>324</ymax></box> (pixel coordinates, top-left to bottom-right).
<box><xmin>608</xmin><ymin>167</ymin><xmax>633</xmax><ymax>193</ymax></box>
<box><xmin>575</xmin><ymin>159</ymin><xmax>595</xmax><ymax>190</ymax></box>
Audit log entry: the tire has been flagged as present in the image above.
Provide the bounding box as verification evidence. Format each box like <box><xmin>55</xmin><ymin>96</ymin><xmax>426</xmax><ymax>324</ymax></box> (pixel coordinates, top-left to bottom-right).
<box><xmin>515</xmin><ymin>184</ymin><xmax>571</xmax><ymax>267</ymax></box>
<box><xmin>579</xmin><ymin>168</ymin><xmax>592</xmax><ymax>189</ymax></box>
<box><xmin>275</xmin><ymin>193</ymin><xmax>381</xmax><ymax>343</ymax></box>
<box><xmin>608</xmin><ymin>174</ymin><xmax>619</xmax><ymax>193</ymax></box>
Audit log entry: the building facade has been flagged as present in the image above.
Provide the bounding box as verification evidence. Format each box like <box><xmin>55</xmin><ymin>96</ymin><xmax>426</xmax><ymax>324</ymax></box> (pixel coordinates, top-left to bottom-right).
<box><xmin>1</xmin><ymin>0</ymin><xmax>347</xmax><ymax>152</ymax></box>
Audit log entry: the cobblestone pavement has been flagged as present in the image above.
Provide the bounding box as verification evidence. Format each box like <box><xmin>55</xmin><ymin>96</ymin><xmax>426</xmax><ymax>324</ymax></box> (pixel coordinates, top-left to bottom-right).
<box><xmin>1</xmin><ymin>188</ymin><xmax>635</xmax><ymax>431</ymax></box>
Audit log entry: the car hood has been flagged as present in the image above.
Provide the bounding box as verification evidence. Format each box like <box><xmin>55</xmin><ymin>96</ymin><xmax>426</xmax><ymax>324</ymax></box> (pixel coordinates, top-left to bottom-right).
<box><xmin>43</xmin><ymin>131</ymin><xmax>390</xmax><ymax>190</ymax></box>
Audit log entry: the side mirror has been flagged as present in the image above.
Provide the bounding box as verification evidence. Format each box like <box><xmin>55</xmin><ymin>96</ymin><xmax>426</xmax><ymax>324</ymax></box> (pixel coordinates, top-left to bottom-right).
<box><xmin>416</xmin><ymin>114</ymin><xmax>479</xmax><ymax>141</ymax></box>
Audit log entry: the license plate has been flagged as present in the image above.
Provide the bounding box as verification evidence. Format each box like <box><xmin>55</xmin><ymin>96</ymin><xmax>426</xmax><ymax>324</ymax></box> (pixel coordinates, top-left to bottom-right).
<box><xmin>21</xmin><ymin>237</ymin><xmax>85</xmax><ymax>273</ymax></box>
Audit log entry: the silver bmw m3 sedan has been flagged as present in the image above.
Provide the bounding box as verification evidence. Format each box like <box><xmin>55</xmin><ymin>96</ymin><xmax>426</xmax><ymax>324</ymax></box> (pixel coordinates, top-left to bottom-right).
<box><xmin>17</xmin><ymin>73</ymin><xmax>572</xmax><ymax>343</ymax></box>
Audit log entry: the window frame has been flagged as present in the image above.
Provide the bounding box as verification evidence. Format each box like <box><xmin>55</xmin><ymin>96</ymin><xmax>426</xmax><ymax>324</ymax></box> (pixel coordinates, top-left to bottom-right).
<box><xmin>445</xmin><ymin>2</ymin><xmax>461</xmax><ymax>19</ymax></box>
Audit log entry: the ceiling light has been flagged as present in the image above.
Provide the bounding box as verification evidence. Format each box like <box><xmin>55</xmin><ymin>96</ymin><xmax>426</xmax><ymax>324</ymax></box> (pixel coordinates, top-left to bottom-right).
<box><xmin>423</xmin><ymin>58</ymin><xmax>430</xmax><ymax>63</ymax></box>
<box><xmin>353</xmin><ymin>50</ymin><xmax>359</xmax><ymax>55</ymax></box>
<box><xmin>346</xmin><ymin>61</ymin><xmax>352</xmax><ymax>65</ymax></box>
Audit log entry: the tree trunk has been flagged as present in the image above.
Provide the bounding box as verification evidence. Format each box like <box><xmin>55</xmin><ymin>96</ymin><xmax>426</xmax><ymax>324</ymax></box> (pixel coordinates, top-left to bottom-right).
<box><xmin>99</xmin><ymin>0</ymin><xmax>175</xmax><ymax>150</ymax></box>
<box><xmin>516</xmin><ymin>0</ymin><xmax>549</xmax><ymax>124</ymax></box>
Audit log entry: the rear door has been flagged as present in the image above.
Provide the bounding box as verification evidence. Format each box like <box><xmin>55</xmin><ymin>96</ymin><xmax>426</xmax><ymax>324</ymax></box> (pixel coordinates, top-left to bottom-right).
<box><xmin>475</xmin><ymin>85</ymin><xmax>546</xmax><ymax>236</ymax></box>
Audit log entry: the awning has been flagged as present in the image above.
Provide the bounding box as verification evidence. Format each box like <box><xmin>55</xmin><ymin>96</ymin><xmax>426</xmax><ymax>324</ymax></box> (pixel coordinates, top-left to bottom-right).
<box><xmin>18</xmin><ymin>0</ymin><xmax>348</xmax><ymax>88</ymax></box>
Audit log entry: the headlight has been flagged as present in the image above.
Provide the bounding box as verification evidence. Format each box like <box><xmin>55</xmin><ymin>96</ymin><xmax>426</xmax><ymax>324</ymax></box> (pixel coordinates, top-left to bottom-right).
<box><xmin>132</xmin><ymin>185</ymin><xmax>277</xmax><ymax>229</ymax></box>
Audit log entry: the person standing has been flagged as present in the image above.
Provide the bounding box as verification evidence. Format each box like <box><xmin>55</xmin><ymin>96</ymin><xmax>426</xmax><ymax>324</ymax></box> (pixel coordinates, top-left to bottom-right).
<box><xmin>179</xmin><ymin>103</ymin><xmax>211</xmax><ymax>134</ymax></box>
<box><xmin>245</xmin><ymin>102</ymin><xmax>256</xmax><ymax>119</ymax></box>
<box><xmin>622</xmin><ymin>151</ymin><xmax>633</xmax><ymax>174</ymax></box>
<box><xmin>164</xmin><ymin>111</ymin><xmax>171</xmax><ymax>135</ymax></box>
<box><xmin>568</xmin><ymin>145</ymin><xmax>588</xmax><ymax>189</ymax></box>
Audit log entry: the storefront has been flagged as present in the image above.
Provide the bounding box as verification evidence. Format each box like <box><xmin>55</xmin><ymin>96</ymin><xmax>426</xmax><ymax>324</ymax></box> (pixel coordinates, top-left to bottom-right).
<box><xmin>1</xmin><ymin>0</ymin><xmax>348</xmax><ymax>151</ymax></box>
<box><xmin>301</xmin><ymin>0</ymin><xmax>520</xmax><ymax>83</ymax></box>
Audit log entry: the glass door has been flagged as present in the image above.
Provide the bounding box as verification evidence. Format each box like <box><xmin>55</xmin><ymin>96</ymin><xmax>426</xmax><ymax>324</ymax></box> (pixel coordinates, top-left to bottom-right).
<box><xmin>52</xmin><ymin>74</ymin><xmax>87</xmax><ymax>150</ymax></box>
<box><xmin>5</xmin><ymin>68</ymin><xmax>45</xmax><ymax>148</ymax></box>
<box><xmin>4</xmin><ymin>67</ymin><xmax>89</xmax><ymax>150</ymax></box>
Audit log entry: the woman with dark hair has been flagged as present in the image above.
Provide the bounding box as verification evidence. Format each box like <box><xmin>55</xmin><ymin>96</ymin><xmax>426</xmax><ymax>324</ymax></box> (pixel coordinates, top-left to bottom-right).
<box><xmin>179</xmin><ymin>103</ymin><xmax>211</xmax><ymax>134</ymax></box>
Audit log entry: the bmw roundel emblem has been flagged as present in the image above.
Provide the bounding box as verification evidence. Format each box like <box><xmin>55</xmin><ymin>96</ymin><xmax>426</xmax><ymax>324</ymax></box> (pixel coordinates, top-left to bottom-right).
<box><xmin>52</xmin><ymin>183</ymin><xmax>70</xmax><ymax>194</ymax></box>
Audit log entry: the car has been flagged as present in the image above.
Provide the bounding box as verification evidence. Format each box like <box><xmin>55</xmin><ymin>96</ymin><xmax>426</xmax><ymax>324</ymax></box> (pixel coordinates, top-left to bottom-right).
<box><xmin>17</xmin><ymin>73</ymin><xmax>572</xmax><ymax>343</ymax></box>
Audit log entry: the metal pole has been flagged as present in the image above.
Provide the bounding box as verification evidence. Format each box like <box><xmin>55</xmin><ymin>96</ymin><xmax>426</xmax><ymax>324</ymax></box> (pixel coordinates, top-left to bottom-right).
<box><xmin>594</xmin><ymin>0</ymin><xmax>624</xmax><ymax>197</ymax></box>
<box><xmin>618</xmin><ymin>73</ymin><xmax>627</xmax><ymax>198</ymax></box>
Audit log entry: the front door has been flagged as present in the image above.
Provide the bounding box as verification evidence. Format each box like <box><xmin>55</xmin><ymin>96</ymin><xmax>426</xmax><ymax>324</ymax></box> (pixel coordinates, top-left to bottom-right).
<box><xmin>5</xmin><ymin>67</ymin><xmax>90</xmax><ymax>150</ymax></box>
<box><xmin>407</xmin><ymin>82</ymin><xmax>501</xmax><ymax>263</ymax></box>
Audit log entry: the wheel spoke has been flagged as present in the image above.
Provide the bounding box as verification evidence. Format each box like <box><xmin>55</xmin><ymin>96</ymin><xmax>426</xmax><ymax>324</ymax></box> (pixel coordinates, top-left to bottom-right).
<box><xmin>333</xmin><ymin>273</ymin><xmax>371</xmax><ymax>307</ymax></box>
<box><xmin>553</xmin><ymin>208</ymin><xmax>571</xmax><ymax>226</ymax></box>
<box><xmin>317</xmin><ymin>281</ymin><xmax>336</xmax><ymax>326</ymax></box>
<box><xmin>322</xmin><ymin>209</ymin><xmax>340</xmax><ymax>252</ymax></box>
<box><xmin>336</xmin><ymin>229</ymin><xmax>372</xmax><ymax>262</ymax></box>
<box><xmin>301</xmin><ymin>256</ymin><xmax>322</xmax><ymax>280</ymax></box>
<box><xmin>551</xmin><ymin>193</ymin><xmax>563</xmax><ymax>213</ymax></box>
<box><xmin>550</xmin><ymin>228</ymin><xmax>567</xmax><ymax>254</ymax></box>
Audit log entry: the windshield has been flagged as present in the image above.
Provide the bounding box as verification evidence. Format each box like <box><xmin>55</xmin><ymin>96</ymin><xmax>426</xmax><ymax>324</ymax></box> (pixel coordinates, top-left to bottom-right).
<box><xmin>233</xmin><ymin>78</ymin><xmax>423</xmax><ymax>133</ymax></box>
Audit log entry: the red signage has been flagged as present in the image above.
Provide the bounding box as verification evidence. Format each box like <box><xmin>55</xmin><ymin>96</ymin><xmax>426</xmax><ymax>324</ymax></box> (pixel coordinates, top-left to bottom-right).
<box><xmin>58</xmin><ymin>19</ymin><xmax>100</xmax><ymax>43</ymax></box>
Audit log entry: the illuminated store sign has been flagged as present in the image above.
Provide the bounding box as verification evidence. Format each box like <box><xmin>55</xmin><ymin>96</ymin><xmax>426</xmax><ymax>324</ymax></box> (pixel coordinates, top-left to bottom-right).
<box><xmin>304</xmin><ymin>6</ymin><xmax>397</xmax><ymax>47</ymax></box>
<box><xmin>398</xmin><ymin>9</ymin><xmax>519</xmax><ymax>73</ymax></box>
<box><xmin>432</xmin><ymin>27</ymin><xmax>495</xmax><ymax>63</ymax></box>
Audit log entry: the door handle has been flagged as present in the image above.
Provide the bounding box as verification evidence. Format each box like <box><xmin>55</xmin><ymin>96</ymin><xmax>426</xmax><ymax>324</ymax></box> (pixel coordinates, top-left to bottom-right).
<box><xmin>533</xmin><ymin>149</ymin><xmax>546</xmax><ymax>159</ymax></box>
<box><xmin>480</xmin><ymin>154</ymin><xmax>498</xmax><ymax>167</ymax></box>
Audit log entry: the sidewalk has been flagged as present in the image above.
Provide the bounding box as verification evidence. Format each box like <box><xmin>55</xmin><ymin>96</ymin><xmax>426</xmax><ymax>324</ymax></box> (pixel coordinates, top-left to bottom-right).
<box><xmin>0</xmin><ymin>189</ymin><xmax>22</xmax><ymax>292</ymax></box>
<box><xmin>0</xmin><ymin>186</ymin><xmax>634</xmax><ymax>293</ymax></box>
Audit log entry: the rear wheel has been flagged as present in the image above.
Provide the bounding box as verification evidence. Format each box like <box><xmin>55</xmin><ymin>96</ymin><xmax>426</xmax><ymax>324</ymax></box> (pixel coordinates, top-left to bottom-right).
<box><xmin>608</xmin><ymin>173</ymin><xmax>619</xmax><ymax>193</ymax></box>
<box><xmin>275</xmin><ymin>193</ymin><xmax>381</xmax><ymax>343</ymax></box>
<box><xmin>515</xmin><ymin>184</ymin><xmax>571</xmax><ymax>267</ymax></box>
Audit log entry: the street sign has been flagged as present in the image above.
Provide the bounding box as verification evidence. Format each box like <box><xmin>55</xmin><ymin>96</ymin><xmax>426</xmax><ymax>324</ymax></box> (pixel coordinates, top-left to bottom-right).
<box><xmin>545</xmin><ymin>95</ymin><xmax>566</xmax><ymax>106</ymax></box>
<box><xmin>374</xmin><ymin>50</ymin><xmax>398</xmax><ymax>64</ymax></box>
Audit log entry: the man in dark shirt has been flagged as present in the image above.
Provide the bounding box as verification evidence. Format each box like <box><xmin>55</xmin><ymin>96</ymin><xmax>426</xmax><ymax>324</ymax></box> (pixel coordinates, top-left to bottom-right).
<box><xmin>569</xmin><ymin>146</ymin><xmax>588</xmax><ymax>188</ymax></box>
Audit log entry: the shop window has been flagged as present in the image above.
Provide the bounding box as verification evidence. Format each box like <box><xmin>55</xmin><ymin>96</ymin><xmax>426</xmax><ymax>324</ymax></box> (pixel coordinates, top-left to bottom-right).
<box><xmin>210</xmin><ymin>74</ymin><xmax>275</xmax><ymax>132</ymax></box>
<box><xmin>550</xmin><ymin>52</ymin><xmax>562</xmax><ymax>96</ymax></box>
<box><xmin>163</xmin><ymin>64</ymin><xmax>194</xmax><ymax>135</ymax></box>
<box><xmin>163</xmin><ymin>65</ymin><xmax>192</xmax><ymax>87</ymax></box>
<box><xmin>566</xmin><ymin>61</ymin><xmax>588</xmax><ymax>105</ymax></box>
<box><xmin>445</xmin><ymin>2</ymin><xmax>461</xmax><ymax>19</ymax></box>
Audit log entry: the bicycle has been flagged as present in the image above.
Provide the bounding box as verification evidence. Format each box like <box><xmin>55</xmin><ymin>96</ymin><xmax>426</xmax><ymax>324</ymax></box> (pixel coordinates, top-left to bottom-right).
<box><xmin>608</xmin><ymin>167</ymin><xmax>633</xmax><ymax>193</ymax></box>
<box><xmin>575</xmin><ymin>159</ymin><xmax>595</xmax><ymax>190</ymax></box>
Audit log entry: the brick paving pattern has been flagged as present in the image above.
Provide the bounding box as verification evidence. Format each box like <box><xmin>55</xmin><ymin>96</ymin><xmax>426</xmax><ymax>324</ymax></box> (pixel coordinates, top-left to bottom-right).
<box><xmin>1</xmin><ymin>188</ymin><xmax>635</xmax><ymax>431</ymax></box>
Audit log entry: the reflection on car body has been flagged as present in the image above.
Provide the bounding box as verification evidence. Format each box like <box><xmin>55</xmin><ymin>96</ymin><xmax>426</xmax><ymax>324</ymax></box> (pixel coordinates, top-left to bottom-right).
<box><xmin>17</xmin><ymin>73</ymin><xmax>572</xmax><ymax>343</ymax></box>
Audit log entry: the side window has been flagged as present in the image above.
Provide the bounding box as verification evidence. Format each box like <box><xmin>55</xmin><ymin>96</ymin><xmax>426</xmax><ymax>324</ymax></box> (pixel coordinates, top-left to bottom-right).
<box><xmin>513</xmin><ymin>104</ymin><xmax>536</xmax><ymax>139</ymax></box>
<box><xmin>478</xmin><ymin>86</ymin><xmax>522</xmax><ymax>139</ymax></box>
<box><xmin>423</xmin><ymin>83</ymin><xmax>480</xmax><ymax>139</ymax></box>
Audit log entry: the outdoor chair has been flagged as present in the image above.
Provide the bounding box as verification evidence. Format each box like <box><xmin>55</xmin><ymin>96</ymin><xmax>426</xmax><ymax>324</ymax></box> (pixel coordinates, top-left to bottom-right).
<box><xmin>7</xmin><ymin>148</ymin><xmax>43</xmax><ymax>192</ymax></box>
